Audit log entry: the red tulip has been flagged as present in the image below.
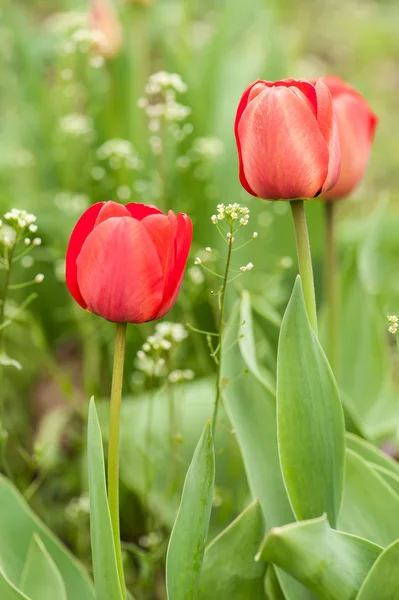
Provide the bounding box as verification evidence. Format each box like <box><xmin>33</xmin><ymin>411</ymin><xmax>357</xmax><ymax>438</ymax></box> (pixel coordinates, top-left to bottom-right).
<box><xmin>66</xmin><ymin>201</ymin><xmax>192</xmax><ymax>323</ymax></box>
<box><xmin>321</xmin><ymin>76</ymin><xmax>377</xmax><ymax>200</ymax></box>
<box><xmin>235</xmin><ymin>78</ymin><xmax>341</xmax><ymax>200</ymax></box>
<box><xmin>89</xmin><ymin>0</ymin><xmax>123</xmax><ymax>59</ymax></box>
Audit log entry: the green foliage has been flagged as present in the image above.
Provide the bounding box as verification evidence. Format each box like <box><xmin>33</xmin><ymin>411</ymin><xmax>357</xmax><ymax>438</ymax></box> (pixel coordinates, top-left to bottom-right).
<box><xmin>356</xmin><ymin>539</ymin><xmax>399</xmax><ymax>600</ymax></box>
<box><xmin>87</xmin><ymin>399</ymin><xmax>124</xmax><ymax>600</ymax></box>
<box><xmin>20</xmin><ymin>535</ymin><xmax>67</xmax><ymax>600</ymax></box>
<box><xmin>166</xmin><ymin>420</ymin><xmax>214</xmax><ymax>600</ymax></box>
<box><xmin>277</xmin><ymin>277</ymin><xmax>345</xmax><ymax>527</ymax></box>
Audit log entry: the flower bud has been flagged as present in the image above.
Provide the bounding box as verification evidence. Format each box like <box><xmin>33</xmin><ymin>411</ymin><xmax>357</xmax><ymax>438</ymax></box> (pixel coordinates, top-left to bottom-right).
<box><xmin>89</xmin><ymin>0</ymin><xmax>123</xmax><ymax>59</ymax></box>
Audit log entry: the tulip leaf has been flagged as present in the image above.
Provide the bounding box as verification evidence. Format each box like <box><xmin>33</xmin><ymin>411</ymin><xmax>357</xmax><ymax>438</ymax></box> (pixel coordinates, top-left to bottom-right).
<box><xmin>257</xmin><ymin>514</ymin><xmax>382</xmax><ymax>600</ymax></box>
<box><xmin>265</xmin><ymin>566</ymin><xmax>286</xmax><ymax>600</ymax></box>
<box><xmin>87</xmin><ymin>398</ymin><xmax>124</xmax><ymax>600</ymax></box>
<box><xmin>239</xmin><ymin>290</ymin><xmax>276</xmax><ymax>394</ymax></box>
<box><xmin>0</xmin><ymin>569</ymin><xmax>31</xmax><ymax>600</ymax></box>
<box><xmin>0</xmin><ymin>475</ymin><xmax>95</xmax><ymax>600</ymax></box>
<box><xmin>338</xmin><ymin>449</ymin><xmax>399</xmax><ymax>547</ymax></box>
<box><xmin>166</xmin><ymin>419</ymin><xmax>214</xmax><ymax>600</ymax></box>
<box><xmin>370</xmin><ymin>463</ymin><xmax>399</xmax><ymax>496</ymax></box>
<box><xmin>223</xmin><ymin>302</ymin><xmax>315</xmax><ymax>600</ymax></box>
<box><xmin>198</xmin><ymin>500</ymin><xmax>266</xmax><ymax>600</ymax></box>
<box><xmin>277</xmin><ymin>277</ymin><xmax>345</xmax><ymax>527</ymax></box>
<box><xmin>20</xmin><ymin>534</ymin><xmax>67</xmax><ymax>600</ymax></box>
<box><xmin>345</xmin><ymin>432</ymin><xmax>399</xmax><ymax>476</ymax></box>
<box><xmin>356</xmin><ymin>539</ymin><xmax>399</xmax><ymax>600</ymax></box>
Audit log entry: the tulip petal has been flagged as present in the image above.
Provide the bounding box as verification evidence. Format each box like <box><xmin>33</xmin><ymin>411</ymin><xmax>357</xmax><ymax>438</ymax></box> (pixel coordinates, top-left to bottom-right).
<box><xmin>141</xmin><ymin>213</ymin><xmax>173</xmax><ymax>277</ymax></box>
<box><xmin>66</xmin><ymin>202</ymin><xmax>105</xmax><ymax>309</ymax></box>
<box><xmin>155</xmin><ymin>213</ymin><xmax>192</xmax><ymax>319</ymax></box>
<box><xmin>77</xmin><ymin>217</ymin><xmax>163</xmax><ymax>323</ymax></box>
<box><xmin>234</xmin><ymin>82</ymin><xmax>261</xmax><ymax>197</ymax></box>
<box><xmin>126</xmin><ymin>203</ymin><xmax>163</xmax><ymax>221</ymax></box>
<box><xmin>314</xmin><ymin>80</ymin><xmax>341</xmax><ymax>193</ymax></box>
<box><xmin>324</xmin><ymin>94</ymin><xmax>374</xmax><ymax>199</ymax></box>
<box><xmin>95</xmin><ymin>201</ymin><xmax>131</xmax><ymax>226</ymax></box>
<box><xmin>238</xmin><ymin>86</ymin><xmax>329</xmax><ymax>199</ymax></box>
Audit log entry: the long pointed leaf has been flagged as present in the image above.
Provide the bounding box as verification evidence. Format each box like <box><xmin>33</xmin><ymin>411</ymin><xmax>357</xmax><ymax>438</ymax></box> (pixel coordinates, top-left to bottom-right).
<box><xmin>0</xmin><ymin>569</ymin><xmax>31</xmax><ymax>600</ymax></box>
<box><xmin>20</xmin><ymin>535</ymin><xmax>67</xmax><ymax>600</ymax></box>
<box><xmin>87</xmin><ymin>398</ymin><xmax>124</xmax><ymax>600</ymax></box>
<box><xmin>166</xmin><ymin>419</ymin><xmax>214</xmax><ymax>600</ymax></box>
<box><xmin>199</xmin><ymin>500</ymin><xmax>266</xmax><ymax>599</ymax></box>
<box><xmin>277</xmin><ymin>277</ymin><xmax>345</xmax><ymax>526</ymax></box>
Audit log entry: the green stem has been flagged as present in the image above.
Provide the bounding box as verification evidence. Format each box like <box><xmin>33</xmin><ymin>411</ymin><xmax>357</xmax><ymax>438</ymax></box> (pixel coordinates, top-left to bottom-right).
<box><xmin>107</xmin><ymin>322</ymin><xmax>127</xmax><ymax>600</ymax></box>
<box><xmin>325</xmin><ymin>201</ymin><xmax>337</xmax><ymax>372</ymax></box>
<box><xmin>211</xmin><ymin>223</ymin><xmax>234</xmax><ymax>434</ymax></box>
<box><xmin>290</xmin><ymin>200</ymin><xmax>318</xmax><ymax>335</ymax></box>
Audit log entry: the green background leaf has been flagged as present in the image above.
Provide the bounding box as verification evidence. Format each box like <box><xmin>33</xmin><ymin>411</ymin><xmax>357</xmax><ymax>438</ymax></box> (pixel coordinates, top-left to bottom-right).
<box><xmin>0</xmin><ymin>476</ymin><xmax>95</xmax><ymax>600</ymax></box>
<box><xmin>356</xmin><ymin>539</ymin><xmax>399</xmax><ymax>600</ymax></box>
<box><xmin>198</xmin><ymin>500</ymin><xmax>266</xmax><ymax>600</ymax></box>
<box><xmin>258</xmin><ymin>514</ymin><xmax>382</xmax><ymax>600</ymax></box>
<box><xmin>20</xmin><ymin>534</ymin><xmax>67</xmax><ymax>600</ymax></box>
<box><xmin>166</xmin><ymin>419</ymin><xmax>215</xmax><ymax>600</ymax></box>
<box><xmin>0</xmin><ymin>569</ymin><xmax>31</xmax><ymax>600</ymax></box>
<box><xmin>87</xmin><ymin>398</ymin><xmax>124</xmax><ymax>600</ymax></box>
<box><xmin>277</xmin><ymin>277</ymin><xmax>345</xmax><ymax>526</ymax></box>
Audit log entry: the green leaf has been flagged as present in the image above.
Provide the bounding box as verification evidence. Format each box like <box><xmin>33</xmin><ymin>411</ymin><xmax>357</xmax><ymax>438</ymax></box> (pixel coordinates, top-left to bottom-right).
<box><xmin>198</xmin><ymin>500</ymin><xmax>266</xmax><ymax>600</ymax></box>
<box><xmin>277</xmin><ymin>277</ymin><xmax>345</xmax><ymax>526</ymax></box>
<box><xmin>338</xmin><ymin>449</ymin><xmax>399</xmax><ymax>547</ymax></box>
<box><xmin>20</xmin><ymin>535</ymin><xmax>67</xmax><ymax>600</ymax></box>
<box><xmin>239</xmin><ymin>290</ymin><xmax>276</xmax><ymax>394</ymax></box>
<box><xmin>0</xmin><ymin>475</ymin><xmax>95</xmax><ymax>600</ymax></box>
<box><xmin>345</xmin><ymin>432</ymin><xmax>399</xmax><ymax>476</ymax></box>
<box><xmin>0</xmin><ymin>569</ymin><xmax>31</xmax><ymax>600</ymax></box>
<box><xmin>356</xmin><ymin>539</ymin><xmax>399</xmax><ymax>600</ymax></box>
<box><xmin>258</xmin><ymin>514</ymin><xmax>382</xmax><ymax>600</ymax></box>
<box><xmin>265</xmin><ymin>566</ymin><xmax>286</xmax><ymax>600</ymax></box>
<box><xmin>166</xmin><ymin>419</ymin><xmax>215</xmax><ymax>600</ymax></box>
<box><xmin>223</xmin><ymin>302</ymin><xmax>314</xmax><ymax>600</ymax></box>
<box><xmin>87</xmin><ymin>398</ymin><xmax>123</xmax><ymax>600</ymax></box>
<box><xmin>370</xmin><ymin>463</ymin><xmax>399</xmax><ymax>496</ymax></box>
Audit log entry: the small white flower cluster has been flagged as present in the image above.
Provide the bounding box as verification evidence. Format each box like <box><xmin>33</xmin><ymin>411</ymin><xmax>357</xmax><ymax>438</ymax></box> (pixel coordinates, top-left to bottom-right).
<box><xmin>135</xmin><ymin>322</ymin><xmax>191</xmax><ymax>379</ymax></box>
<box><xmin>192</xmin><ymin>137</ymin><xmax>224</xmax><ymax>161</ymax></box>
<box><xmin>96</xmin><ymin>138</ymin><xmax>142</xmax><ymax>170</ymax></box>
<box><xmin>1</xmin><ymin>209</ymin><xmax>43</xmax><ymax>282</ymax></box>
<box><xmin>240</xmin><ymin>262</ymin><xmax>254</xmax><ymax>272</ymax></box>
<box><xmin>387</xmin><ymin>315</ymin><xmax>398</xmax><ymax>335</ymax></box>
<box><xmin>66</xmin><ymin>493</ymin><xmax>90</xmax><ymax>521</ymax></box>
<box><xmin>138</xmin><ymin>71</ymin><xmax>191</xmax><ymax>155</ymax></box>
<box><xmin>59</xmin><ymin>113</ymin><xmax>93</xmax><ymax>138</ymax></box>
<box><xmin>211</xmin><ymin>203</ymin><xmax>250</xmax><ymax>226</ymax></box>
<box><xmin>168</xmin><ymin>369</ymin><xmax>195</xmax><ymax>383</ymax></box>
<box><xmin>48</xmin><ymin>11</ymin><xmax>105</xmax><ymax>64</ymax></box>
<box><xmin>54</xmin><ymin>192</ymin><xmax>90</xmax><ymax>216</ymax></box>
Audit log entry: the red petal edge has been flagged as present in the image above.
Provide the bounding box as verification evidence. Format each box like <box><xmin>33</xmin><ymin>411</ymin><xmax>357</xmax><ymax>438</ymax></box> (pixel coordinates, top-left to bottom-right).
<box><xmin>66</xmin><ymin>202</ymin><xmax>104</xmax><ymax>309</ymax></box>
<box><xmin>234</xmin><ymin>81</ymin><xmax>264</xmax><ymax>197</ymax></box>
<box><xmin>126</xmin><ymin>202</ymin><xmax>163</xmax><ymax>220</ymax></box>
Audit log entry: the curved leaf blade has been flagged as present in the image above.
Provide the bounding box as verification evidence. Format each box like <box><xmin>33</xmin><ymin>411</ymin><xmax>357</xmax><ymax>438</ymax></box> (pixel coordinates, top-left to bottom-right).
<box><xmin>199</xmin><ymin>500</ymin><xmax>266</xmax><ymax>600</ymax></box>
<box><xmin>0</xmin><ymin>476</ymin><xmax>95</xmax><ymax>600</ymax></box>
<box><xmin>87</xmin><ymin>398</ymin><xmax>124</xmax><ymax>600</ymax></box>
<box><xmin>345</xmin><ymin>433</ymin><xmax>399</xmax><ymax>476</ymax></box>
<box><xmin>258</xmin><ymin>514</ymin><xmax>382</xmax><ymax>600</ymax></box>
<box><xmin>338</xmin><ymin>449</ymin><xmax>399</xmax><ymax>547</ymax></box>
<box><xmin>277</xmin><ymin>277</ymin><xmax>345</xmax><ymax>526</ymax></box>
<box><xmin>166</xmin><ymin>420</ymin><xmax>214</xmax><ymax>600</ymax></box>
<box><xmin>20</xmin><ymin>535</ymin><xmax>67</xmax><ymax>600</ymax></box>
<box><xmin>356</xmin><ymin>539</ymin><xmax>399</xmax><ymax>600</ymax></box>
<box><xmin>0</xmin><ymin>569</ymin><xmax>31</xmax><ymax>600</ymax></box>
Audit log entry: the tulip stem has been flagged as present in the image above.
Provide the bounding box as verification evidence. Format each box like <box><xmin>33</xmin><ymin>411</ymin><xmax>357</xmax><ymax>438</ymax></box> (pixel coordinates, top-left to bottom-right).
<box><xmin>108</xmin><ymin>322</ymin><xmax>127</xmax><ymax>600</ymax></box>
<box><xmin>212</xmin><ymin>222</ymin><xmax>234</xmax><ymax>434</ymax></box>
<box><xmin>325</xmin><ymin>201</ymin><xmax>338</xmax><ymax>373</ymax></box>
<box><xmin>290</xmin><ymin>200</ymin><xmax>318</xmax><ymax>334</ymax></box>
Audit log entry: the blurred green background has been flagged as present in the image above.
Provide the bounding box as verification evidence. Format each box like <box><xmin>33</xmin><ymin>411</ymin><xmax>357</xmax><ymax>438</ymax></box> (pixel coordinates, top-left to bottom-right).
<box><xmin>1</xmin><ymin>0</ymin><xmax>399</xmax><ymax>596</ymax></box>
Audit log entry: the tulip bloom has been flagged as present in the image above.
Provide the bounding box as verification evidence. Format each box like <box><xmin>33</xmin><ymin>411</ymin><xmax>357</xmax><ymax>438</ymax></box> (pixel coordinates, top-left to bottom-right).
<box><xmin>235</xmin><ymin>78</ymin><xmax>341</xmax><ymax>200</ymax></box>
<box><xmin>66</xmin><ymin>201</ymin><xmax>192</xmax><ymax>323</ymax></box>
<box><xmin>89</xmin><ymin>0</ymin><xmax>123</xmax><ymax>59</ymax></box>
<box><xmin>321</xmin><ymin>76</ymin><xmax>377</xmax><ymax>200</ymax></box>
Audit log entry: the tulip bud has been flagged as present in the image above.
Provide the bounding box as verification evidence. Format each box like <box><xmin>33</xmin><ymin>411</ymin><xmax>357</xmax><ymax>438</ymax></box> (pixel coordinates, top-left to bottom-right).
<box><xmin>89</xmin><ymin>0</ymin><xmax>123</xmax><ymax>59</ymax></box>
<box><xmin>321</xmin><ymin>76</ymin><xmax>377</xmax><ymax>200</ymax></box>
<box><xmin>235</xmin><ymin>78</ymin><xmax>341</xmax><ymax>200</ymax></box>
<box><xmin>66</xmin><ymin>201</ymin><xmax>192</xmax><ymax>323</ymax></box>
